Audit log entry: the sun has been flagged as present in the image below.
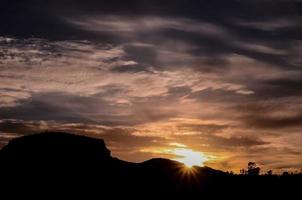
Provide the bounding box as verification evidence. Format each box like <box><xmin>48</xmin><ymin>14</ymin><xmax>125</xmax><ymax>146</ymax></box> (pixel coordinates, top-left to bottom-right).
<box><xmin>173</xmin><ymin>148</ymin><xmax>208</xmax><ymax>168</ymax></box>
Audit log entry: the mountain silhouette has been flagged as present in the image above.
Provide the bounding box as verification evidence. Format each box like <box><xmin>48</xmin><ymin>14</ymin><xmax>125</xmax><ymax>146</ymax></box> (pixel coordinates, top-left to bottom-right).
<box><xmin>0</xmin><ymin>132</ymin><xmax>111</xmax><ymax>163</ymax></box>
<box><xmin>0</xmin><ymin>132</ymin><xmax>301</xmax><ymax>199</ymax></box>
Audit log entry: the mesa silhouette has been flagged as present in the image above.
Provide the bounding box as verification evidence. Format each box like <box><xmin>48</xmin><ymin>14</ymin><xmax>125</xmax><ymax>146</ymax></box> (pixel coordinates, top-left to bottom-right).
<box><xmin>0</xmin><ymin>132</ymin><xmax>301</xmax><ymax>198</ymax></box>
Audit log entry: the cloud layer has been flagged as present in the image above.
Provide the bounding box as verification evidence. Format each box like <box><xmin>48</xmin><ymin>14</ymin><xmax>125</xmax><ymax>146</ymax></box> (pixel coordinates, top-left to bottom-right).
<box><xmin>1</xmin><ymin>0</ymin><xmax>302</xmax><ymax>172</ymax></box>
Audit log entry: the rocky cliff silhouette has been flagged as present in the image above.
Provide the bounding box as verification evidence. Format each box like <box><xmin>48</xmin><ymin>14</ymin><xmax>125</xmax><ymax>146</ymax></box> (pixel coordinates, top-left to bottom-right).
<box><xmin>0</xmin><ymin>132</ymin><xmax>301</xmax><ymax>199</ymax></box>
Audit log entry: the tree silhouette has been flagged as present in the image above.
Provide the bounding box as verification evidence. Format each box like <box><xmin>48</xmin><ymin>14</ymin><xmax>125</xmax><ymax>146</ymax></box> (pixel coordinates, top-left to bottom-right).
<box><xmin>282</xmin><ymin>171</ymin><xmax>289</xmax><ymax>176</ymax></box>
<box><xmin>247</xmin><ymin>162</ymin><xmax>260</xmax><ymax>176</ymax></box>
<box><xmin>240</xmin><ymin>168</ymin><xmax>247</xmax><ymax>175</ymax></box>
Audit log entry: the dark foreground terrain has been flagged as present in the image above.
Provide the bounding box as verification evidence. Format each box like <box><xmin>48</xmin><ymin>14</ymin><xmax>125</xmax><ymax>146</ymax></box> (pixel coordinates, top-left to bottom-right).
<box><xmin>0</xmin><ymin>132</ymin><xmax>301</xmax><ymax>198</ymax></box>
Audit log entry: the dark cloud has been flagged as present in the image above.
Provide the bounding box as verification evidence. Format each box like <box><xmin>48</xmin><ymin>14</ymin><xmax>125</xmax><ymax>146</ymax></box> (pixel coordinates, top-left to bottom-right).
<box><xmin>0</xmin><ymin>93</ymin><xmax>94</xmax><ymax>123</ymax></box>
<box><xmin>0</xmin><ymin>91</ymin><xmax>182</xmax><ymax>126</ymax></box>
<box><xmin>0</xmin><ymin>92</ymin><xmax>131</xmax><ymax>124</ymax></box>
<box><xmin>123</xmin><ymin>45</ymin><xmax>158</xmax><ymax>67</ymax></box>
<box><xmin>2</xmin><ymin>0</ymin><xmax>301</xmax><ymax>72</ymax></box>
<box><xmin>177</xmin><ymin>123</ymin><xmax>228</xmax><ymax>135</ymax></box>
<box><xmin>188</xmin><ymin>89</ymin><xmax>252</xmax><ymax>103</ymax></box>
<box><xmin>111</xmin><ymin>64</ymin><xmax>151</xmax><ymax>73</ymax></box>
<box><xmin>242</xmin><ymin>113</ymin><xmax>302</xmax><ymax>129</ymax></box>
<box><xmin>176</xmin><ymin>133</ymin><xmax>268</xmax><ymax>150</ymax></box>
<box><xmin>234</xmin><ymin>100</ymin><xmax>302</xmax><ymax>129</ymax></box>
<box><xmin>255</xmin><ymin>78</ymin><xmax>302</xmax><ymax>98</ymax></box>
<box><xmin>0</xmin><ymin>120</ymin><xmax>39</xmax><ymax>135</ymax></box>
<box><xmin>210</xmin><ymin>135</ymin><xmax>269</xmax><ymax>147</ymax></box>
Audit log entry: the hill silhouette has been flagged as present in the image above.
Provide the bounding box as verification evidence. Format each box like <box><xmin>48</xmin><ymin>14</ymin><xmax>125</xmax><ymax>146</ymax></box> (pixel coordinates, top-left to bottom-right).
<box><xmin>0</xmin><ymin>132</ymin><xmax>301</xmax><ymax>198</ymax></box>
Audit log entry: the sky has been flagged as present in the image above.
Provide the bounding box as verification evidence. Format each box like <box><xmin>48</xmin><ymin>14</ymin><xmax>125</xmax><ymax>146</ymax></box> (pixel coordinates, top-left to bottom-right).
<box><xmin>1</xmin><ymin>0</ymin><xmax>302</xmax><ymax>173</ymax></box>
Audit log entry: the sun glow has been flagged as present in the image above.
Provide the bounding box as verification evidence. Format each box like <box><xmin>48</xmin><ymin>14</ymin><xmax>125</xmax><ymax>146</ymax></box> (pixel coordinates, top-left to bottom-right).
<box><xmin>140</xmin><ymin>145</ymin><xmax>211</xmax><ymax>168</ymax></box>
<box><xmin>173</xmin><ymin>148</ymin><xmax>208</xmax><ymax>167</ymax></box>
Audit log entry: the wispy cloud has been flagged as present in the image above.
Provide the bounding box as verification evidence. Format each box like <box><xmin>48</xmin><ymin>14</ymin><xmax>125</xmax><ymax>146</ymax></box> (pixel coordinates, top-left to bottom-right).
<box><xmin>1</xmin><ymin>0</ymin><xmax>302</xmax><ymax>172</ymax></box>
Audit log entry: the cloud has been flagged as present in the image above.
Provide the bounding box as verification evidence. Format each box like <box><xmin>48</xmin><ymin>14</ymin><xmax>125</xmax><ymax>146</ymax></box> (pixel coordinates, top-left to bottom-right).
<box><xmin>242</xmin><ymin>112</ymin><xmax>302</xmax><ymax>129</ymax></box>
<box><xmin>0</xmin><ymin>119</ymin><xmax>43</xmax><ymax>135</ymax></box>
<box><xmin>1</xmin><ymin>0</ymin><xmax>302</xmax><ymax>171</ymax></box>
<box><xmin>0</xmin><ymin>37</ymin><xmax>258</xmax><ymax>109</ymax></box>
<box><xmin>66</xmin><ymin>16</ymin><xmax>229</xmax><ymax>39</ymax></box>
<box><xmin>235</xmin><ymin>18</ymin><xmax>299</xmax><ymax>31</ymax></box>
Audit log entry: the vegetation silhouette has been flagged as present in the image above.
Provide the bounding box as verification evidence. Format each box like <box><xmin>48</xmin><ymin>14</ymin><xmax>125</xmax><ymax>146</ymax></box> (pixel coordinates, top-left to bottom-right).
<box><xmin>0</xmin><ymin>132</ymin><xmax>301</xmax><ymax>198</ymax></box>
<box><xmin>247</xmin><ymin>162</ymin><xmax>261</xmax><ymax>176</ymax></box>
